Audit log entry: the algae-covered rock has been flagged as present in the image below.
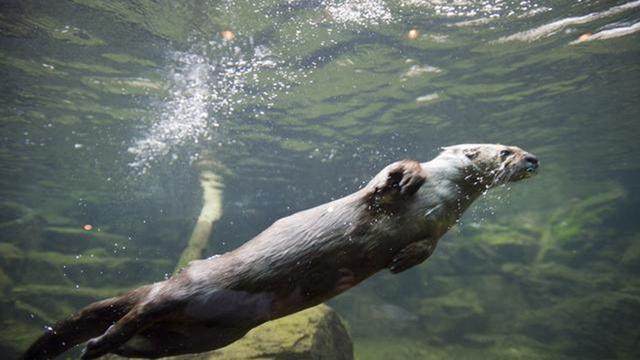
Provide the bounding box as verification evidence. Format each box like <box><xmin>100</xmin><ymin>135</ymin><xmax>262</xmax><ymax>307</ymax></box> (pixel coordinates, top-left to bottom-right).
<box><xmin>463</xmin><ymin>223</ymin><xmax>541</xmax><ymax>264</ymax></box>
<box><xmin>106</xmin><ymin>304</ymin><xmax>353</xmax><ymax>360</ymax></box>
<box><xmin>330</xmin><ymin>292</ymin><xmax>420</xmax><ymax>339</ymax></box>
<box><xmin>417</xmin><ymin>288</ymin><xmax>486</xmax><ymax>340</ymax></box>
<box><xmin>353</xmin><ymin>335</ymin><xmax>554</xmax><ymax>360</ymax></box>
<box><xmin>170</xmin><ymin>304</ymin><xmax>353</xmax><ymax>360</ymax></box>
<box><xmin>521</xmin><ymin>291</ymin><xmax>640</xmax><ymax>358</ymax></box>
<box><xmin>428</xmin><ymin>239</ymin><xmax>499</xmax><ymax>276</ymax></box>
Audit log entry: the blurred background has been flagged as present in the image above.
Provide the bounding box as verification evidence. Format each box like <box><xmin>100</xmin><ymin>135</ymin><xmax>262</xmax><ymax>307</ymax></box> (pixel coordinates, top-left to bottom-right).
<box><xmin>1</xmin><ymin>0</ymin><xmax>639</xmax><ymax>358</ymax></box>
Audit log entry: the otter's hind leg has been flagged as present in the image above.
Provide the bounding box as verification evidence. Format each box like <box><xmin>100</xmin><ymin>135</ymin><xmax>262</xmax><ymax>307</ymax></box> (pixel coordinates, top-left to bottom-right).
<box><xmin>80</xmin><ymin>305</ymin><xmax>149</xmax><ymax>359</ymax></box>
<box><xmin>81</xmin><ymin>298</ymin><xmax>180</xmax><ymax>360</ymax></box>
<box><xmin>113</xmin><ymin>325</ymin><xmax>250</xmax><ymax>358</ymax></box>
<box><xmin>22</xmin><ymin>286</ymin><xmax>148</xmax><ymax>360</ymax></box>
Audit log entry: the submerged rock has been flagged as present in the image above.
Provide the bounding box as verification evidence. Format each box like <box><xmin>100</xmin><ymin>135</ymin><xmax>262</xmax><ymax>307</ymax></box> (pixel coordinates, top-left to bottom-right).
<box><xmin>105</xmin><ymin>304</ymin><xmax>353</xmax><ymax>360</ymax></box>
<box><xmin>417</xmin><ymin>288</ymin><xmax>486</xmax><ymax>340</ymax></box>
<box><xmin>521</xmin><ymin>291</ymin><xmax>640</xmax><ymax>358</ymax></box>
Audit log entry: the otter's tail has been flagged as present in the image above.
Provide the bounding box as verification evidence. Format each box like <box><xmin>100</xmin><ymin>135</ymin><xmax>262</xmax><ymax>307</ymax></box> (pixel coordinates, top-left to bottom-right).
<box><xmin>22</xmin><ymin>287</ymin><xmax>148</xmax><ymax>360</ymax></box>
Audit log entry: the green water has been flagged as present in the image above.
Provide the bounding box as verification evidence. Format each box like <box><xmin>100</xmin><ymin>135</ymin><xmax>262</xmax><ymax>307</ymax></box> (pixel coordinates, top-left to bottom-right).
<box><xmin>1</xmin><ymin>0</ymin><xmax>640</xmax><ymax>358</ymax></box>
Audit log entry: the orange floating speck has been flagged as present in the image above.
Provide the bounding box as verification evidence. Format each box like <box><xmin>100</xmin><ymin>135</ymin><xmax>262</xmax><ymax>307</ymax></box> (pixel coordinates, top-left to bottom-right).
<box><xmin>407</xmin><ymin>29</ymin><xmax>420</xmax><ymax>40</ymax></box>
<box><xmin>220</xmin><ymin>30</ymin><xmax>235</xmax><ymax>41</ymax></box>
<box><xmin>577</xmin><ymin>33</ymin><xmax>592</xmax><ymax>42</ymax></box>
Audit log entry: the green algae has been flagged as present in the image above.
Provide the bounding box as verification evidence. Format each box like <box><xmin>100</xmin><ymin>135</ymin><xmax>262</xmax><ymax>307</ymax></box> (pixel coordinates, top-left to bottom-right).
<box><xmin>43</xmin><ymin>58</ymin><xmax>122</xmax><ymax>75</ymax></box>
<box><xmin>0</xmin><ymin>202</ymin><xmax>43</xmax><ymax>249</ymax></box>
<box><xmin>0</xmin><ymin>243</ymin><xmax>23</xmax><ymax>263</ymax></box>
<box><xmin>417</xmin><ymin>288</ymin><xmax>485</xmax><ymax>339</ymax></box>
<box><xmin>49</xmin><ymin>25</ymin><xmax>105</xmax><ymax>46</ymax></box>
<box><xmin>0</xmin><ymin>53</ymin><xmax>66</xmax><ymax>78</ymax></box>
<box><xmin>101</xmin><ymin>53</ymin><xmax>157</xmax><ymax>67</ymax></box>
<box><xmin>42</xmin><ymin>226</ymin><xmax>128</xmax><ymax>253</ymax></box>
<box><xmin>80</xmin><ymin>76</ymin><xmax>165</xmax><ymax>96</ymax></box>
<box><xmin>622</xmin><ymin>240</ymin><xmax>640</xmax><ymax>270</ymax></box>
<box><xmin>70</xmin><ymin>0</ymin><xmax>220</xmax><ymax>42</ymax></box>
<box><xmin>0</xmin><ymin>7</ymin><xmax>105</xmax><ymax>46</ymax></box>
<box><xmin>0</xmin><ymin>317</ymin><xmax>41</xmax><ymax>359</ymax></box>
<box><xmin>0</xmin><ymin>268</ymin><xmax>11</xmax><ymax>294</ymax></box>
<box><xmin>354</xmin><ymin>335</ymin><xmax>555</xmax><ymax>360</ymax></box>
<box><xmin>26</xmin><ymin>251</ymin><xmax>172</xmax><ymax>287</ymax></box>
<box><xmin>520</xmin><ymin>291</ymin><xmax>640</xmax><ymax>358</ymax></box>
<box><xmin>535</xmin><ymin>184</ymin><xmax>625</xmax><ymax>263</ymax></box>
<box><xmin>280</xmin><ymin>138</ymin><xmax>315</xmax><ymax>152</ymax></box>
<box><xmin>12</xmin><ymin>283</ymin><xmax>126</xmax><ymax>300</ymax></box>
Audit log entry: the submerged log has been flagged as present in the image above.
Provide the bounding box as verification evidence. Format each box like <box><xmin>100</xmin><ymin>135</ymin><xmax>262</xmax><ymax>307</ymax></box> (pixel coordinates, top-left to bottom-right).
<box><xmin>174</xmin><ymin>155</ymin><xmax>224</xmax><ymax>272</ymax></box>
<box><xmin>168</xmin><ymin>304</ymin><xmax>354</xmax><ymax>360</ymax></box>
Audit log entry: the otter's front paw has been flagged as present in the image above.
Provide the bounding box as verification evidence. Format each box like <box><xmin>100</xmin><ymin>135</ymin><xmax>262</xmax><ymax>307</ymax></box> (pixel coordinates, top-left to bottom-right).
<box><xmin>389</xmin><ymin>241</ymin><xmax>435</xmax><ymax>274</ymax></box>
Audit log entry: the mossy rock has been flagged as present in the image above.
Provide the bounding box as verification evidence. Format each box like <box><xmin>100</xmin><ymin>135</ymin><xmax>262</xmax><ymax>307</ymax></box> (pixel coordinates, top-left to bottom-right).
<box><xmin>330</xmin><ymin>292</ymin><xmax>420</xmax><ymax>339</ymax></box>
<box><xmin>520</xmin><ymin>291</ymin><xmax>640</xmax><ymax>358</ymax></box>
<box><xmin>461</xmin><ymin>223</ymin><xmax>542</xmax><ymax>264</ymax></box>
<box><xmin>430</xmin><ymin>241</ymin><xmax>499</xmax><ymax>276</ymax></box>
<box><xmin>354</xmin><ymin>335</ymin><xmax>554</xmax><ymax>360</ymax></box>
<box><xmin>501</xmin><ymin>262</ymin><xmax>615</xmax><ymax>307</ymax></box>
<box><xmin>417</xmin><ymin>288</ymin><xmax>486</xmax><ymax>341</ymax></box>
<box><xmin>353</xmin><ymin>337</ymin><xmax>431</xmax><ymax>360</ymax></box>
<box><xmin>107</xmin><ymin>304</ymin><xmax>353</xmax><ymax>360</ymax></box>
<box><xmin>179</xmin><ymin>304</ymin><xmax>352</xmax><ymax>360</ymax></box>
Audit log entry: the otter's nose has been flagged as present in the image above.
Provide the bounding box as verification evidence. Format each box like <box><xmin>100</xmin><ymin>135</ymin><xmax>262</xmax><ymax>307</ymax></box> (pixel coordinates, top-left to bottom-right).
<box><xmin>524</xmin><ymin>154</ymin><xmax>539</xmax><ymax>170</ymax></box>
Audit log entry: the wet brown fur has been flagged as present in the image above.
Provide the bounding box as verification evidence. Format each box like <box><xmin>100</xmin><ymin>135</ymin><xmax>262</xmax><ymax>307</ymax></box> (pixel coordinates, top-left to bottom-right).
<box><xmin>23</xmin><ymin>144</ymin><xmax>538</xmax><ymax>359</ymax></box>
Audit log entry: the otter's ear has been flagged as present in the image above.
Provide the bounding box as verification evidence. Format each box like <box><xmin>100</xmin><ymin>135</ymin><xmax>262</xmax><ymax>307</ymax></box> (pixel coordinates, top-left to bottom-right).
<box><xmin>463</xmin><ymin>148</ymin><xmax>479</xmax><ymax>160</ymax></box>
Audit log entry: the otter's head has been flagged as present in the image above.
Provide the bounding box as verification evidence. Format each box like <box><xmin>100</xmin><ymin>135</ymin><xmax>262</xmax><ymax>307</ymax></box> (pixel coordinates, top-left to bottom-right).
<box><xmin>440</xmin><ymin>143</ymin><xmax>539</xmax><ymax>188</ymax></box>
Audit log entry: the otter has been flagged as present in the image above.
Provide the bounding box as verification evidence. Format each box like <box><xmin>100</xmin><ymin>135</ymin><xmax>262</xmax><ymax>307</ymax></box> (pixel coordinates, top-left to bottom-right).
<box><xmin>23</xmin><ymin>143</ymin><xmax>539</xmax><ymax>359</ymax></box>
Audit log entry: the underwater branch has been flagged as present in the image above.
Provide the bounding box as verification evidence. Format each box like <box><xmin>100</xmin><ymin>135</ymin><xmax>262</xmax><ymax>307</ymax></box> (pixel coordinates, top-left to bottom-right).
<box><xmin>175</xmin><ymin>157</ymin><xmax>224</xmax><ymax>272</ymax></box>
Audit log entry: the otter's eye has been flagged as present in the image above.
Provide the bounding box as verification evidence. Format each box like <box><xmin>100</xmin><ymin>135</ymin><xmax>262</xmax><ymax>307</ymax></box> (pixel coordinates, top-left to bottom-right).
<box><xmin>500</xmin><ymin>149</ymin><xmax>512</xmax><ymax>157</ymax></box>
